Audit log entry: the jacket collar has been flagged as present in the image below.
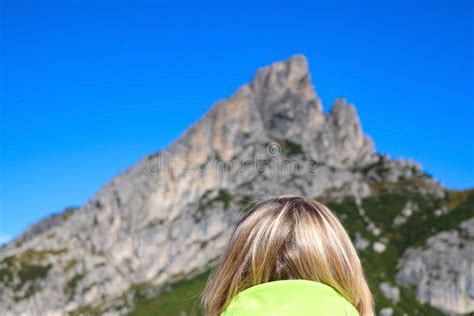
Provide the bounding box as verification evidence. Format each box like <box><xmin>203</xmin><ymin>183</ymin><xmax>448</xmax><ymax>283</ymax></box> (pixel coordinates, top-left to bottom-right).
<box><xmin>221</xmin><ymin>280</ymin><xmax>359</xmax><ymax>316</ymax></box>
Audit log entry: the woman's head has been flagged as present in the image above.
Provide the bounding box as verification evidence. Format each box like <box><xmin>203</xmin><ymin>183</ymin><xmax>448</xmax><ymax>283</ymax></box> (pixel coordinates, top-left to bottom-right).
<box><xmin>201</xmin><ymin>195</ymin><xmax>373</xmax><ymax>316</ymax></box>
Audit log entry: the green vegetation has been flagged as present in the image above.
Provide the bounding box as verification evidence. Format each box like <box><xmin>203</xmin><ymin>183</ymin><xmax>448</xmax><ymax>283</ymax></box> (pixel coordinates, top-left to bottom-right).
<box><xmin>19</xmin><ymin>248</ymin><xmax>67</xmax><ymax>262</ymax></box>
<box><xmin>267</xmin><ymin>139</ymin><xmax>305</xmax><ymax>157</ymax></box>
<box><xmin>280</xmin><ymin>139</ymin><xmax>304</xmax><ymax>157</ymax></box>
<box><xmin>215</xmin><ymin>190</ymin><xmax>232</xmax><ymax>208</ymax></box>
<box><xmin>13</xmin><ymin>262</ymin><xmax>53</xmax><ymax>300</ymax></box>
<box><xmin>129</xmin><ymin>272</ymin><xmax>210</xmax><ymax>316</ymax></box>
<box><xmin>17</xmin><ymin>263</ymin><xmax>52</xmax><ymax>285</ymax></box>
<box><xmin>63</xmin><ymin>259</ymin><xmax>78</xmax><ymax>273</ymax></box>
<box><xmin>446</xmin><ymin>189</ymin><xmax>474</xmax><ymax>212</ymax></box>
<box><xmin>66</xmin><ymin>272</ymin><xmax>87</xmax><ymax>300</ymax></box>
<box><xmin>0</xmin><ymin>256</ymin><xmax>15</xmax><ymax>286</ymax></box>
<box><xmin>69</xmin><ymin>304</ymin><xmax>104</xmax><ymax>316</ymax></box>
<box><xmin>194</xmin><ymin>189</ymin><xmax>232</xmax><ymax>222</ymax></box>
<box><xmin>0</xmin><ymin>249</ymin><xmax>59</xmax><ymax>300</ymax></box>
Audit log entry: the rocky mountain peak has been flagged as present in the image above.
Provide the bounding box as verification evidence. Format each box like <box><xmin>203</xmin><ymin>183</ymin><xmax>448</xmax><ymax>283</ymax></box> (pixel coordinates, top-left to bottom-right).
<box><xmin>171</xmin><ymin>55</ymin><xmax>374</xmax><ymax>169</ymax></box>
<box><xmin>247</xmin><ymin>54</ymin><xmax>323</xmax><ymax>139</ymax></box>
<box><xmin>1</xmin><ymin>55</ymin><xmax>470</xmax><ymax>316</ymax></box>
<box><xmin>250</xmin><ymin>54</ymin><xmax>321</xmax><ymax>109</ymax></box>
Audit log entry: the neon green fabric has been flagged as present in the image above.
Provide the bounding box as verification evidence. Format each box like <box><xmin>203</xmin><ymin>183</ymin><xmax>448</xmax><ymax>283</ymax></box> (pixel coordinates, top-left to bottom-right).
<box><xmin>221</xmin><ymin>280</ymin><xmax>359</xmax><ymax>316</ymax></box>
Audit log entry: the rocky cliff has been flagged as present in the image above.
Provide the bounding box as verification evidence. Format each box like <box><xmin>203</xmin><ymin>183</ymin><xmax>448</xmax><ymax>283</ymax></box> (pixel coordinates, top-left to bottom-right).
<box><xmin>397</xmin><ymin>217</ymin><xmax>474</xmax><ymax>314</ymax></box>
<box><xmin>0</xmin><ymin>55</ymin><xmax>472</xmax><ymax>316</ymax></box>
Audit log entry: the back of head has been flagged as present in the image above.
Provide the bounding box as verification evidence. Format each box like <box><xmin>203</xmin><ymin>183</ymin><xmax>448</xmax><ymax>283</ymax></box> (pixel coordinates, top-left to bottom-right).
<box><xmin>201</xmin><ymin>195</ymin><xmax>374</xmax><ymax>316</ymax></box>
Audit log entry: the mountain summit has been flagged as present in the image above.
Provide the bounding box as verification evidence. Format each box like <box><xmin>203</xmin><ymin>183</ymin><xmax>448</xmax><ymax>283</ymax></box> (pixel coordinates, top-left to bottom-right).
<box><xmin>1</xmin><ymin>55</ymin><xmax>472</xmax><ymax>315</ymax></box>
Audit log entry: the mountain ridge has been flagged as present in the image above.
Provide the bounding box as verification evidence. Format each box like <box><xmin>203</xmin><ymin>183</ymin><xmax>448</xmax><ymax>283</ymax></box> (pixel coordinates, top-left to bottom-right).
<box><xmin>1</xmin><ymin>55</ymin><xmax>472</xmax><ymax>316</ymax></box>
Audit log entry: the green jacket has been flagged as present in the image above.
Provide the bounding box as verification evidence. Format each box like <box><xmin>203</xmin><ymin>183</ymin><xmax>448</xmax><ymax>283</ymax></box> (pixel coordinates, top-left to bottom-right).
<box><xmin>221</xmin><ymin>280</ymin><xmax>359</xmax><ymax>316</ymax></box>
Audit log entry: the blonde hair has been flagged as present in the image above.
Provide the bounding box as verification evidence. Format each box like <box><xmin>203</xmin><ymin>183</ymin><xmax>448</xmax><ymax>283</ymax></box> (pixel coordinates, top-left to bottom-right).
<box><xmin>201</xmin><ymin>195</ymin><xmax>374</xmax><ymax>316</ymax></box>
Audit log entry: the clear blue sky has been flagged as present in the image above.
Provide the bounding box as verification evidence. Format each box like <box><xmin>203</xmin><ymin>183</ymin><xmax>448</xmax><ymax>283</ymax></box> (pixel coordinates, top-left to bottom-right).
<box><xmin>1</xmin><ymin>1</ymin><xmax>473</xmax><ymax>243</ymax></box>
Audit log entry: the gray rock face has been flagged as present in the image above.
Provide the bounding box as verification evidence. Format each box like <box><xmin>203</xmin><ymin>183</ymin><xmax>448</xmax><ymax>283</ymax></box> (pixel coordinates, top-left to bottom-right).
<box><xmin>379</xmin><ymin>282</ymin><xmax>400</xmax><ymax>303</ymax></box>
<box><xmin>0</xmin><ymin>55</ymin><xmax>379</xmax><ymax>315</ymax></box>
<box><xmin>379</xmin><ymin>307</ymin><xmax>394</xmax><ymax>316</ymax></box>
<box><xmin>8</xmin><ymin>207</ymin><xmax>78</xmax><ymax>248</ymax></box>
<box><xmin>0</xmin><ymin>55</ymin><xmax>469</xmax><ymax>315</ymax></box>
<box><xmin>396</xmin><ymin>218</ymin><xmax>474</xmax><ymax>314</ymax></box>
